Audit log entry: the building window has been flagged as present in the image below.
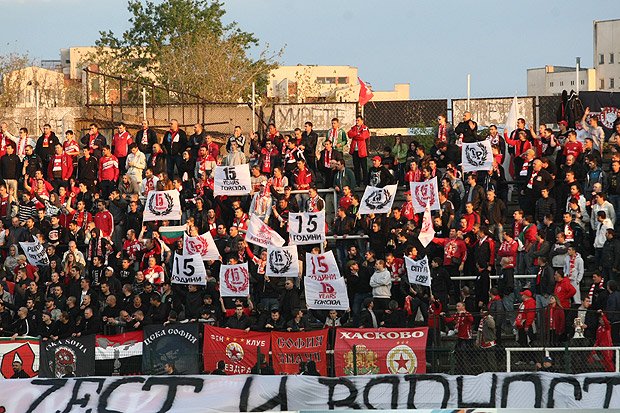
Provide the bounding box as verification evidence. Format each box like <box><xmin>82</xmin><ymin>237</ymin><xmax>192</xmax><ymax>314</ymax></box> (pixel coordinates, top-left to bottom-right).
<box><xmin>550</xmin><ymin>81</ymin><xmax>554</xmax><ymax>87</ymax></box>
<box><xmin>600</xmin><ymin>79</ymin><xmax>605</xmax><ymax>89</ymax></box>
<box><xmin>600</xmin><ymin>54</ymin><xmax>605</xmax><ymax>64</ymax></box>
<box><xmin>611</xmin><ymin>78</ymin><xmax>615</xmax><ymax>89</ymax></box>
<box><xmin>581</xmin><ymin>80</ymin><xmax>585</xmax><ymax>85</ymax></box>
<box><xmin>611</xmin><ymin>53</ymin><xmax>615</xmax><ymax>64</ymax></box>
<box><xmin>316</xmin><ymin>77</ymin><xmax>336</xmax><ymax>84</ymax></box>
<box><xmin>560</xmin><ymin>81</ymin><xmax>564</xmax><ymax>86</ymax></box>
<box><xmin>336</xmin><ymin>77</ymin><xmax>349</xmax><ymax>84</ymax></box>
<box><xmin>571</xmin><ymin>80</ymin><xmax>575</xmax><ymax>86</ymax></box>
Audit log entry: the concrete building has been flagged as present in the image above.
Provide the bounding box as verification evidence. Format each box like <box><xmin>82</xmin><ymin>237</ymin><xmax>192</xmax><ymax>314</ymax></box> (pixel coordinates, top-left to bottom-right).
<box><xmin>527</xmin><ymin>65</ymin><xmax>596</xmax><ymax>96</ymax></box>
<box><xmin>4</xmin><ymin>66</ymin><xmax>66</xmax><ymax>108</ymax></box>
<box><xmin>593</xmin><ymin>19</ymin><xmax>620</xmax><ymax>91</ymax></box>
<box><xmin>61</xmin><ymin>46</ymin><xmax>103</xmax><ymax>80</ymax></box>
<box><xmin>268</xmin><ymin>65</ymin><xmax>409</xmax><ymax>103</ymax></box>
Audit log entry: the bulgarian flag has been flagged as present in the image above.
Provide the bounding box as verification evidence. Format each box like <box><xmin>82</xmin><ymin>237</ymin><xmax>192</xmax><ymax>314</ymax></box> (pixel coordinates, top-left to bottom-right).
<box><xmin>159</xmin><ymin>225</ymin><xmax>186</xmax><ymax>245</ymax></box>
<box><xmin>358</xmin><ymin>77</ymin><xmax>374</xmax><ymax>106</ymax></box>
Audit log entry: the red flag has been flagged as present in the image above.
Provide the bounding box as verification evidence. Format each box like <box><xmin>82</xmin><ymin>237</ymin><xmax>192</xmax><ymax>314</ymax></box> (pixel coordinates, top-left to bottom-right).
<box><xmin>334</xmin><ymin>327</ymin><xmax>428</xmax><ymax>375</ymax></box>
<box><xmin>271</xmin><ymin>330</ymin><xmax>328</xmax><ymax>375</ymax></box>
<box><xmin>358</xmin><ymin>77</ymin><xmax>374</xmax><ymax>106</ymax></box>
<box><xmin>203</xmin><ymin>325</ymin><xmax>270</xmax><ymax>374</ymax></box>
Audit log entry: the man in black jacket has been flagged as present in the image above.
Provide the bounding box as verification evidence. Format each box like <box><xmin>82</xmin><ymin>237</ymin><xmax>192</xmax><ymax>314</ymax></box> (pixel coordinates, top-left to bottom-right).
<box><xmin>317</xmin><ymin>140</ymin><xmax>343</xmax><ymax>188</ymax></box>
<box><xmin>80</xmin><ymin>123</ymin><xmax>107</xmax><ymax>159</ymax></box>
<box><xmin>346</xmin><ymin>261</ymin><xmax>372</xmax><ymax>322</ymax></box>
<box><xmin>0</xmin><ymin>143</ymin><xmax>20</xmax><ymax>194</ymax></box>
<box><xmin>301</xmin><ymin>121</ymin><xmax>318</xmax><ymax>172</ymax></box>
<box><xmin>226</xmin><ymin>305</ymin><xmax>251</xmax><ymax>330</ymax></box>
<box><xmin>163</xmin><ymin>119</ymin><xmax>188</xmax><ymax>179</ymax></box>
<box><xmin>77</xmin><ymin>147</ymin><xmax>99</xmax><ymax>188</ymax></box>
<box><xmin>454</xmin><ymin>111</ymin><xmax>478</xmax><ymax>143</ymax></box>
<box><xmin>464</xmin><ymin>173</ymin><xmax>485</xmax><ymax>214</ymax></box>
<box><xmin>368</xmin><ymin>156</ymin><xmax>396</xmax><ymax>187</ymax></box>
<box><xmin>136</xmin><ymin>120</ymin><xmax>158</xmax><ymax>155</ymax></box>
<box><xmin>36</xmin><ymin>124</ymin><xmax>60</xmax><ymax>171</ymax></box>
<box><xmin>359</xmin><ymin>298</ymin><xmax>380</xmax><ymax>328</ymax></box>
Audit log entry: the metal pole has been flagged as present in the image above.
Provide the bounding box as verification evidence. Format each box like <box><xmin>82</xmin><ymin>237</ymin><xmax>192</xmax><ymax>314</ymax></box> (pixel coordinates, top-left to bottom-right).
<box><xmin>142</xmin><ymin>88</ymin><xmax>147</xmax><ymax>122</ymax></box>
<box><xmin>252</xmin><ymin>82</ymin><xmax>256</xmax><ymax>133</ymax></box>
<box><xmin>506</xmin><ymin>349</ymin><xmax>511</xmax><ymax>373</ymax></box>
<box><xmin>352</xmin><ymin>345</ymin><xmax>357</xmax><ymax>376</ymax></box>
<box><xmin>466</xmin><ymin>74</ymin><xmax>471</xmax><ymax>112</ymax></box>
<box><xmin>576</xmin><ymin>57</ymin><xmax>581</xmax><ymax>95</ymax></box>
<box><xmin>35</xmin><ymin>87</ymin><xmax>40</xmax><ymax>134</ymax></box>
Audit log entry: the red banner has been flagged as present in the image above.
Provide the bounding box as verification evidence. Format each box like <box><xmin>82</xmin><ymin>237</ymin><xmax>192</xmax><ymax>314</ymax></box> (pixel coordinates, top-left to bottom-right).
<box><xmin>334</xmin><ymin>327</ymin><xmax>428</xmax><ymax>376</ymax></box>
<box><xmin>271</xmin><ymin>330</ymin><xmax>328</xmax><ymax>375</ymax></box>
<box><xmin>203</xmin><ymin>325</ymin><xmax>270</xmax><ymax>374</ymax></box>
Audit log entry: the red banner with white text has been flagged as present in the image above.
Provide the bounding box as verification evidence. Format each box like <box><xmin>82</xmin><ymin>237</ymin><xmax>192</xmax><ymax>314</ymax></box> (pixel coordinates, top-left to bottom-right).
<box><xmin>271</xmin><ymin>330</ymin><xmax>328</xmax><ymax>375</ymax></box>
<box><xmin>203</xmin><ymin>325</ymin><xmax>270</xmax><ymax>374</ymax></box>
<box><xmin>334</xmin><ymin>327</ymin><xmax>428</xmax><ymax>376</ymax></box>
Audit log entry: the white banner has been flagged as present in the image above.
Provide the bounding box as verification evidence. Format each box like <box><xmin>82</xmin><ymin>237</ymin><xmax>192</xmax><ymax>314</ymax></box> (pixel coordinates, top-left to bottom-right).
<box><xmin>410</xmin><ymin>178</ymin><xmax>440</xmax><ymax>213</ymax></box>
<box><xmin>304</xmin><ymin>251</ymin><xmax>349</xmax><ymax>310</ymax></box>
<box><xmin>245</xmin><ymin>214</ymin><xmax>285</xmax><ymax>247</ymax></box>
<box><xmin>143</xmin><ymin>190</ymin><xmax>182</xmax><ymax>222</ymax></box>
<box><xmin>405</xmin><ymin>255</ymin><xmax>431</xmax><ymax>287</ymax></box>
<box><xmin>213</xmin><ymin>165</ymin><xmax>251</xmax><ymax>196</ymax></box>
<box><xmin>19</xmin><ymin>237</ymin><xmax>50</xmax><ymax>266</ymax></box>
<box><xmin>288</xmin><ymin>211</ymin><xmax>326</xmax><ymax>245</ymax></box>
<box><xmin>358</xmin><ymin>184</ymin><xmax>397</xmax><ymax>215</ymax></box>
<box><xmin>183</xmin><ymin>232</ymin><xmax>221</xmax><ymax>261</ymax></box>
<box><xmin>171</xmin><ymin>254</ymin><xmax>207</xmax><ymax>285</ymax></box>
<box><xmin>219</xmin><ymin>263</ymin><xmax>250</xmax><ymax>297</ymax></box>
<box><xmin>3</xmin><ymin>373</ymin><xmax>619</xmax><ymax>411</ymax></box>
<box><xmin>266</xmin><ymin>245</ymin><xmax>299</xmax><ymax>278</ymax></box>
<box><xmin>462</xmin><ymin>140</ymin><xmax>493</xmax><ymax>172</ymax></box>
<box><xmin>418</xmin><ymin>208</ymin><xmax>435</xmax><ymax>248</ymax></box>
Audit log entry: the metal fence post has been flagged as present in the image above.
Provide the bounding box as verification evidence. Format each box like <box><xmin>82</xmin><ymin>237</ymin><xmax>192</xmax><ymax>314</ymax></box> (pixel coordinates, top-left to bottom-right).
<box><xmin>563</xmin><ymin>342</ymin><xmax>570</xmax><ymax>373</ymax></box>
<box><xmin>257</xmin><ymin>346</ymin><xmax>262</xmax><ymax>375</ymax></box>
<box><xmin>352</xmin><ymin>344</ymin><xmax>357</xmax><ymax>376</ymax></box>
<box><xmin>506</xmin><ymin>348</ymin><xmax>511</xmax><ymax>373</ymax></box>
<box><xmin>119</xmin><ymin>77</ymin><xmax>123</xmax><ymax>118</ymax></box>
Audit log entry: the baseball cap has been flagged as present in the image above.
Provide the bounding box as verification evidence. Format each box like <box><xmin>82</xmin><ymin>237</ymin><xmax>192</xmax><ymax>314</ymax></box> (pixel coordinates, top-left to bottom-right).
<box><xmin>372</xmin><ymin>156</ymin><xmax>382</xmax><ymax>162</ymax></box>
<box><xmin>520</xmin><ymin>290</ymin><xmax>532</xmax><ymax>297</ymax></box>
<box><xmin>558</xmin><ymin>120</ymin><xmax>568</xmax><ymax>126</ymax></box>
<box><xmin>543</xmin><ymin>356</ymin><xmax>553</xmax><ymax>363</ymax></box>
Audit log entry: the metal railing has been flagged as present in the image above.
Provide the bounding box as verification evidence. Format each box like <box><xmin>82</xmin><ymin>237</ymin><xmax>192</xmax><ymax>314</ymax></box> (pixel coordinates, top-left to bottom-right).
<box><xmin>506</xmin><ymin>346</ymin><xmax>620</xmax><ymax>373</ymax></box>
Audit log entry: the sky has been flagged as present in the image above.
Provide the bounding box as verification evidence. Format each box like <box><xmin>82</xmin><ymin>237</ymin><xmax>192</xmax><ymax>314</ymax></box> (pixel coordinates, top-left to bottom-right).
<box><xmin>0</xmin><ymin>0</ymin><xmax>616</xmax><ymax>98</ymax></box>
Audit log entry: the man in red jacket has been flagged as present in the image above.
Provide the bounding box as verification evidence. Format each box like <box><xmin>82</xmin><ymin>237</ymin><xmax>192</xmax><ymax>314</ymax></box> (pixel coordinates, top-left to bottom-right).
<box><xmin>553</xmin><ymin>268</ymin><xmax>576</xmax><ymax>309</ymax></box>
<box><xmin>94</xmin><ymin>199</ymin><xmax>114</xmax><ymax>240</ymax></box>
<box><xmin>112</xmin><ymin>122</ymin><xmax>133</xmax><ymax>175</ymax></box>
<box><xmin>47</xmin><ymin>144</ymin><xmax>73</xmax><ymax>192</ymax></box>
<box><xmin>515</xmin><ymin>289</ymin><xmax>537</xmax><ymax>349</ymax></box>
<box><xmin>347</xmin><ymin>116</ymin><xmax>370</xmax><ymax>187</ymax></box>
<box><xmin>98</xmin><ymin>145</ymin><xmax>120</xmax><ymax>198</ymax></box>
<box><xmin>442</xmin><ymin>302</ymin><xmax>474</xmax><ymax>374</ymax></box>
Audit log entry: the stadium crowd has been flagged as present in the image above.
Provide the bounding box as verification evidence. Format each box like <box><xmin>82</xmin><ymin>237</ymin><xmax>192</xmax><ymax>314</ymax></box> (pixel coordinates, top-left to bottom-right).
<box><xmin>0</xmin><ymin>107</ymin><xmax>620</xmax><ymax>376</ymax></box>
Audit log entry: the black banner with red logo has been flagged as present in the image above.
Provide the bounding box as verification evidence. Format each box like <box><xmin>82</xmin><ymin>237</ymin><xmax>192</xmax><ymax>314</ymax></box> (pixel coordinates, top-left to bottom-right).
<box><xmin>39</xmin><ymin>335</ymin><xmax>95</xmax><ymax>378</ymax></box>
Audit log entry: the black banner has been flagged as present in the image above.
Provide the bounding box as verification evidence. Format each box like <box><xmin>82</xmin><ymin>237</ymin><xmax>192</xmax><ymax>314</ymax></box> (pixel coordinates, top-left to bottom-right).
<box><xmin>578</xmin><ymin>91</ymin><xmax>620</xmax><ymax>136</ymax></box>
<box><xmin>142</xmin><ymin>323</ymin><xmax>200</xmax><ymax>375</ymax></box>
<box><xmin>39</xmin><ymin>335</ymin><xmax>95</xmax><ymax>378</ymax></box>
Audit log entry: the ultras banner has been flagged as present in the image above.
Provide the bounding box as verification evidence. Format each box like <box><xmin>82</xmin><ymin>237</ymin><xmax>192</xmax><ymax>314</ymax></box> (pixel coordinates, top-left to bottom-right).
<box><xmin>203</xmin><ymin>325</ymin><xmax>270</xmax><ymax>374</ymax></box>
<box><xmin>142</xmin><ymin>324</ymin><xmax>200</xmax><ymax>375</ymax></box>
<box><xmin>271</xmin><ymin>330</ymin><xmax>328</xmax><ymax>375</ymax></box>
<box><xmin>0</xmin><ymin>337</ymin><xmax>39</xmax><ymax>378</ymax></box>
<box><xmin>95</xmin><ymin>331</ymin><xmax>143</xmax><ymax>376</ymax></box>
<box><xmin>39</xmin><ymin>335</ymin><xmax>95</xmax><ymax>378</ymax></box>
<box><xmin>334</xmin><ymin>327</ymin><xmax>428</xmax><ymax>376</ymax></box>
<box><xmin>3</xmin><ymin>373</ymin><xmax>620</xmax><ymax>411</ymax></box>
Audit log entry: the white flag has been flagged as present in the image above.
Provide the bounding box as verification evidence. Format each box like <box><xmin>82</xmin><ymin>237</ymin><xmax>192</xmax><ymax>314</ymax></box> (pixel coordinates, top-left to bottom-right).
<box><xmin>503</xmin><ymin>96</ymin><xmax>518</xmax><ymax>139</ymax></box>
<box><xmin>266</xmin><ymin>245</ymin><xmax>299</xmax><ymax>278</ymax></box>
<box><xmin>219</xmin><ymin>263</ymin><xmax>250</xmax><ymax>297</ymax></box>
<box><xmin>410</xmin><ymin>177</ymin><xmax>440</xmax><ymax>213</ymax></box>
<box><xmin>171</xmin><ymin>254</ymin><xmax>207</xmax><ymax>285</ymax></box>
<box><xmin>304</xmin><ymin>251</ymin><xmax>349</xmax><ymax>310</ymax></box>
<box><xmin>418</xmin><ymin>208</ymin><xmax>435</xmax><ymax>248</ymax></box>
<box><xmin>461</xmin><ymin>140</ymin><xmax>493</xmax><ymax>173</ymax></box>
<box><xmin>19</xmin><ymin>236</ymin><xmax>50</xmax><ymax>266</ymax></box>
<box><xmin>143</xmin><ymin>190</ymin><xmax>182</xmax><ymax>222</ymax></box>
<box><xmin>358</xmin><ymin>184</ymin><xmax>397</xmax><ymax>215</ymax></box>
<box><xmin>288</xmin><ymin>211</ymin><xmax>326</xmax><ymax>245</ymax></box>
<box><xmin>213</xmin><ymin>165</ymin><xmax>251</xmax><ymax>196</ymax></box>
<box><xmin>405</xmin><ymin>255</ymin><xmax>431</xmax><ymax>287</ymax></box>
<box><xmin>245</xmin><ymin>214</ymin><xmax>285</xmax><ymax>247</ymax></box>
<box><xmin>183</xmin><ymin>232</ymin><xmax>221</xmax><ymax>261</ymax></box>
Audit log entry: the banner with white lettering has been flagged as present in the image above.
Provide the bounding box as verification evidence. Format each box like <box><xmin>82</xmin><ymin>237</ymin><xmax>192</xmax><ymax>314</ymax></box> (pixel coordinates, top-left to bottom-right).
<box><xmin>335</xmin><ymin>328</ymin><xmax>428</xmax><ymax>375</ymax></box>
<box><xmin>462</xmin><ymin>140</ymin><xmax>493</xmax><ymax>172</ymax></box>
<box><xmin>203</xmin><ymin>325</ymin><xmax>270</xmax><ymax>375</ymax></box>
<box><xmin>183</xmin><ymin>232</ymin><xmax>221</xmax><ymax>261</ymax></box>
<box><xmin>213</xmin><ymin>165</ymin><xmax>252</xmax><ymax>196</ymax></box>
<box><xmin>288</xmin><ymin>211</ymin><xmax>326</xmax><ymax>245</ymax></box>
<box><xmin>245</xmin><ymin>214</ymin><xmax>285</xmax><ymax>247</ymax></box>
<box><xmin>0</xmin><ymin>337</ymin><xmax>39</xmax><ymax>378</ymax></box>
<box><xmin>4</xmin><ymin>372</ymin><xmax>620</xmax><ymax>410</ymax></box>
<box><xmin>271</xmin><ymin>330</ymin><xmax>328</xmax><ymax>375</ymax></box>
<box><xmin>410</xmin><ymin>177</ymin><xmax>440</xmax><ymax>213</ymax></box>
<box><xmin>142</xmin><ymin>324</ymin><xmax>200</xmax><ymax>375</ymax></box>
<box><xmin>266</xmin><ymin>245</ymin><xmax>299</xmax><ymax>278</ymax></box>
<box><xmin>358</xmin><ymin>184</ymin><xmax>397</xmax><ymax>215</ymax></box>
<box><xmin>219</xmin><ymin>262</ymin><xmax>250</xmax><ymax>297</ymax></box>
<box><xmin>418</xmin><ymin>208</ymin><xmax>435</xmax><ymax>247</ymax></box>
<box><xmin>19</xmin><ymin>236</ymin><xmax>50</xmax><ymax>266</ymax></box>
<box><xmin>171</xmin><ymin>254</ymin><xmax>207</xmax><ymax>285</ymax></box>
<box><xmin>405</xmin><ymin>255</ymin><xmax>431</xmax><ymax>287</ymax></box>
<box><xmin>304</xmin><ymin>251</ymin><xmax>349</xmax><ymax>310</ymax></box>
<box><xmin>39</xmin><ymin>335</ymin><xmax>95</xmax><ymax>378</ymax></box>
<box><xmin>143</xmin><ymin>190</ymin><xmax>182</xmax><ymax>222</ymax></box>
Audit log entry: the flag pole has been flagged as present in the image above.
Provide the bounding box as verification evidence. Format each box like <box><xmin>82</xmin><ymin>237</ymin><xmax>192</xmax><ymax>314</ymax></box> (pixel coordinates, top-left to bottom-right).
<box><xmin>466</xmin><ymin>74</ymin><xmax>471</xmax><ymax>112</ymax></box>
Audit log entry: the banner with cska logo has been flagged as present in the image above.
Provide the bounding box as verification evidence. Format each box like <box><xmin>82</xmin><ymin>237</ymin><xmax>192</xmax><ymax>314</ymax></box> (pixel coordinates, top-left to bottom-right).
<box><xmin>39</xmin><ymin>335</ymin><xmax>95</xmax><ymax>378</ymax></box>
<box><xmin>143</xmin><ymin>190</ymin><xmax>182</xmax><ymax>222</ymax></box>
<box><xmin>334</xmin><ymin>327</ymin><xmax>428</xmax><ymax>376</ymax></box>
<box><xmin>358</xmin><ymin>184</ymin><xmax>397</xmax><ymax>215</ymax></box>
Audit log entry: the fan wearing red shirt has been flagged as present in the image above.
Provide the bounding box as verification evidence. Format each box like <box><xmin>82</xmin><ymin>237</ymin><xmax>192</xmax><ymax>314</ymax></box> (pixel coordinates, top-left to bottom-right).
<box><xmin>347</xmin><ymin>116</ymin><xmax>370</xmax><ymax>185</ymax></box>
<box><xmin>47</xmin><ymin>144</ymin><xmax>73</xmax><ymax>192</ymax></box>
<box><xmin>553</xmin><ymin>269</ymin><xmax>576</xmax><ymax>309</ymax></box>
<box><xmin>292</xmin><ymin>159</ymin><xmax>314</xmax><ymax>191</ymax></box>
<box><xmin>98</xmin><ymin>145</ymin><xmax>120</xmax><ymax>198</ymax></box>
<box><xmin>515</xmin><ymin>290</ymin><xmax>537</xmax><ymax>347</ymax></box>
<box><xmin>143</xmin><ymin>256</ymin><xmax>165</xmax><ymax>286</ymax></box>
<box><xmin>563</xmin><ymin>131</ymin><xmax>583</xmax><ymax>159</ymax></box>
<box><xmin>442</xmin><ymin>302</ymin><xmax>474</xmax><ymax>343</ymax></box>
<box><xmin>94</xmin><ymin>199</ymin><xmax>114</xmax><ymax>240</ymax></box>
<box><xmin>112</xmin><ymin>123</ymin><xmax>133</xmax><ymax>175</ymax></box>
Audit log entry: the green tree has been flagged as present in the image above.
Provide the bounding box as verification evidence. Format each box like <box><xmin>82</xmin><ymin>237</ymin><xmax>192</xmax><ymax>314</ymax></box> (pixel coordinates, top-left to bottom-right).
<box><xmin>94</xmin><ymin>0</ymin><xmax>280</xmax><ymax>101</ymax></box>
